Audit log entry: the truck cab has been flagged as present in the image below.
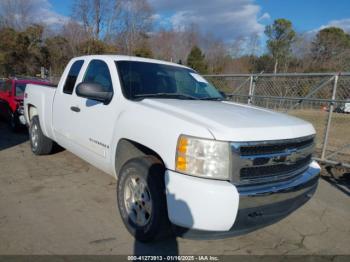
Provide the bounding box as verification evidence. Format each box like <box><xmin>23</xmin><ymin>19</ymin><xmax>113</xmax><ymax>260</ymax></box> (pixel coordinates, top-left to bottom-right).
<box><xmin>24</xmin><ymin>55</ymin><xmax>320</xmax><ymax>242</ymax></box>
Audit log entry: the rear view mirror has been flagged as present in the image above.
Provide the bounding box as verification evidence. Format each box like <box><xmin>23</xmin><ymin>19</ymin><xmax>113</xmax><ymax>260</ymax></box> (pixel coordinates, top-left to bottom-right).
<box><xmin>76</xmin><ymin>82</ymin><xmax>113</xmax><ymax>104</ymax></box>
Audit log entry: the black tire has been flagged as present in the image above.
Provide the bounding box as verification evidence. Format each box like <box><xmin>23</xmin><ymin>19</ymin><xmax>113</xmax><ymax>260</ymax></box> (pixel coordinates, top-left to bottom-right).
<box><xmin>9</xmin><ymin>112</ymin><xmax>20</xmax><ymax>132</ymax></box>
<box><xmin>117</xmin><ymin>156</ymin><xmax>171</xmax><ymax>242</ymax></box>
<box><xmin>29</xmin><ymin>116</ymin><xmax>53</xmax><ymax>155</ymax></box>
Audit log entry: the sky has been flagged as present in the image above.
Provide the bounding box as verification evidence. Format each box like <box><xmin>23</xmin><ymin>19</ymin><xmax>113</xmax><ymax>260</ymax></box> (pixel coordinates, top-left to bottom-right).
<box><xmin>44</xmin><ymin>0</ymin><xmax>350</xmax><ymax>41</ymax></box>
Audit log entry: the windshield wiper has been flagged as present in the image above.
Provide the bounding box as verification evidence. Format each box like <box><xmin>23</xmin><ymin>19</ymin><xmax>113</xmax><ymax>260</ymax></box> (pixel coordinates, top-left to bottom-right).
<box><xmin>198</xmin><ymin>96</ymin><xmax>225</xmax><ymax>101</ymax></box>
<box><xmin>133</xmin><ymin>93</ymin><xmax>225</xmax><ymax>101</ymax></box>
<box><xmin>133</xmin><ymin>93</ymin><xmax>200</xmax><ymax>100</ymax></box>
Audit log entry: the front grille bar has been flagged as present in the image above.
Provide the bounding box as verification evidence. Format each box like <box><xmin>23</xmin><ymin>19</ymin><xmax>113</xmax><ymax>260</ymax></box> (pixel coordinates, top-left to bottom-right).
<box><xmin>240</xmin><ymin>155</ymin><xmax>312</xmax><ymax>179</ymax></box>
<box><xmin>239</xmin><ymin>137</ymin><xmax>314</xmax><ymax>156</ymax></box>
<box><xmin>230</xmin><ymin>135</ymin><xmax>315</xmax><ymax>186</ymax></box>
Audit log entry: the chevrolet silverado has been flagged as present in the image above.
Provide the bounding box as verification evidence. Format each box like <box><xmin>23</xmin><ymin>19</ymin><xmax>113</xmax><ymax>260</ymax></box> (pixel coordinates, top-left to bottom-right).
<box><xmin>24</xmin><ymin>55</ymin><xmax>320</xmax><ymax>242</ymax></box>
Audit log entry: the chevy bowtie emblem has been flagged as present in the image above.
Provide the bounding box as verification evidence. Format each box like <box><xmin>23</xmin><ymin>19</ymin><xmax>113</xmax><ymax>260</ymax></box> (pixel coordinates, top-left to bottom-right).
<box><xmin>285</xmin><ymin>149</ymin><xmax>298</xmax><ymax>164</ymax></box>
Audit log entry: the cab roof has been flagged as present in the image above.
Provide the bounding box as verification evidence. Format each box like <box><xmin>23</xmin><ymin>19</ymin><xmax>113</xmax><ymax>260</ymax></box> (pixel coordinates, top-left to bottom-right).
<box><xmin>71</xmin><ymin>55</ymin><xmax>191</xmax><ymax>70</ymax></box>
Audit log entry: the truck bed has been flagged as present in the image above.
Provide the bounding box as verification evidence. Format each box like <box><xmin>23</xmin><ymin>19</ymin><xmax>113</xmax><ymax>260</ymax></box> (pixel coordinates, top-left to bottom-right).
<box><xmin>24</xmin><ymin>84</ymin><xmax>57</xmax><ymax>139</ymax></box>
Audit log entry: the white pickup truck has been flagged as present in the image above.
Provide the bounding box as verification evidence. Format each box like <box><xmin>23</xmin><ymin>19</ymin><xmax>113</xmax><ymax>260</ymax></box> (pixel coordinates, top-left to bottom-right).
<box><xmin>24</xmin><ymin>55</ymin><xmax>320</xmax><ymax>242</ymax></box>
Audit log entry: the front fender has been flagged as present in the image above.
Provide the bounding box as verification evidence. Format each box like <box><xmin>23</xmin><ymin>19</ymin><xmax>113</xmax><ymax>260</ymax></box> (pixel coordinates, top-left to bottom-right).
<box><xmin>110</xmin><ymin>101</ymin><xmax>214</xmax><ymax>176</ymax></box>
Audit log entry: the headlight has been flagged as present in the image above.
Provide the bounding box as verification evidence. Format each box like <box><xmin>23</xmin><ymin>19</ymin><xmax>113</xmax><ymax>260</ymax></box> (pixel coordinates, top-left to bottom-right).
<box><xmin>175</xmin><ymin>135</ymin><xmax>230</xmax><ymax>180</ymax></box>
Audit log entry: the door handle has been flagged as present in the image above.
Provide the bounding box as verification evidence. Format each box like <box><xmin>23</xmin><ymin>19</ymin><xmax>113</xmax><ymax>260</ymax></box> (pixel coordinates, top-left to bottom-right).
<box><xmin>70</xmin><ymin>106</ymin><xmax>80</xmax><ymax>112</ymax></box>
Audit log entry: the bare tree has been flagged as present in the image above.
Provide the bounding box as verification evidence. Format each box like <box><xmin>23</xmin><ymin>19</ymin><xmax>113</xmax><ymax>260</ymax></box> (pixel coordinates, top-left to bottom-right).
<box><xmin>61</xmin><ymin>20</ymin><xmax>89</xmax><ymax>56</ymax></box>
<box><xmin>0</xmin><ymin>0</ymin><xmax>36</xmax><ymax>30</ymax></box>
<box><xmin>116</xmin><ymin>0</ymin><xmax>154</xmax><ymax>54</ymax></box>
<box><xmin>229</xmin><ymin>36</ymin><xmax>246</xmax><ymax>58</ymax></box>
<box><xmin>149</xmin><ymin>29</ymin><xmax>176</xmax><ymax>60</ymax></box>
<box><xmin>73</xmin><ymin>0</ymin><xmax>92</xmax><ymax>35</ymax></box>
<box><xmin>104</xmin><ymin>1</ymin><xmax>123</xmax><ymax>42</ymax></box>
<box><xmin>150</xmin><ymin>22</ymin><xmax>200</xmax><ymax>63</ymax></box>
<box><xmin>247</xmin><ymin>33</ymin><xmax>261</xmax><ymax>57</ymax></box>
<box><xmin>201</xmin><ymin>33</ymin><xmax>228</xmax><ymax>73</ymax></box>
<box><xmin>72</xmin><ymin>0</ymin><xmax>116</xmax><ymax>40</ymax></box>
<box><xmin>290</xmin><ymin>32</ymin><xmax>313</xmax><ymax>71</ymax></box>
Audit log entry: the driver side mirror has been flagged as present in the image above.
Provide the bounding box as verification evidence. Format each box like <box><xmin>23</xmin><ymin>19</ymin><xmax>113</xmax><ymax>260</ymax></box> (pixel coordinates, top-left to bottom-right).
<box><xmin>76</xmin><ymin>82</ymin><xmax>113</xmax><ymax>105</ymax></box>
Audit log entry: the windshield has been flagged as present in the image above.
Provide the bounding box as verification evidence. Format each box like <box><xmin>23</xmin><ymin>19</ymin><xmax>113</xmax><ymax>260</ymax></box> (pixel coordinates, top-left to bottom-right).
<box><xmin>116</xmin><ymin>61</ymin><xmax>223</xmax><ymax>100</ymax></box>
<box><xmin>15</xmin><ymin>83</ymin><xmax>26</xmax><ymax>97</ymax></box>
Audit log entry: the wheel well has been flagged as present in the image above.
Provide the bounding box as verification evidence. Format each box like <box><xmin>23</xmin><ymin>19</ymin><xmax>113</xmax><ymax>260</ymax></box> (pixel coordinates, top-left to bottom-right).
<box><xmin>115</xmin><ymin>139</ymin><xmax>164</xmax><ymax>176</ymax></box>
<box><xmin>28</xmin><ymin>105</ymin><xmax>38</xmax><ymax>121</ymax></box>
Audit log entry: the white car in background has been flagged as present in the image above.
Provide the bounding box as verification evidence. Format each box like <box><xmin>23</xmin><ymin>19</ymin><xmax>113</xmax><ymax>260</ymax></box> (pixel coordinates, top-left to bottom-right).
<box><xmin>334</xmin><ymin>100</ymin><xmax>350</xmax><ymax>113</ymax></box>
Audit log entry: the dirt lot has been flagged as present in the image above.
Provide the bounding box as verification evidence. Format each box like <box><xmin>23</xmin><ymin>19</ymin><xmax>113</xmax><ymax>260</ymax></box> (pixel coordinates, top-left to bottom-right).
<box><xmin>0</xmin><ymin>120</ymin><xmax>349</xmax><ymax>255</ymax></box>
<box><xmin>289</xmin><ymin>109</ymin><xmax>350</xmax><ymax>157</ymax></box>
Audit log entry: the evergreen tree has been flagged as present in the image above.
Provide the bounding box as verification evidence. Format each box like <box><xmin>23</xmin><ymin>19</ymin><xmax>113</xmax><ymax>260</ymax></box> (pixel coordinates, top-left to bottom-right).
<box><xmin>311</xmin><ymin>27</ymin><xmax>350</xmax><ymax>71</ymax></box>
<box><xmin>265</xmin><ymin>19</ymin><xmax>296</xmax><ymax>73</ymax></box>
<box><xmin>186</xmin><ymin>46</ymin><xmax>208</xmax><ymax>73</ymax></box>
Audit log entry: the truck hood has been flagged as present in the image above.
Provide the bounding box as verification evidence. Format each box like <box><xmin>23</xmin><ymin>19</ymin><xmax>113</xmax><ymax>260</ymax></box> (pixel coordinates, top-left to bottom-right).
<box><xmin>140</xmin><ymin>99</ymin><xmax>315</xmax><ymax>141</ymax></box>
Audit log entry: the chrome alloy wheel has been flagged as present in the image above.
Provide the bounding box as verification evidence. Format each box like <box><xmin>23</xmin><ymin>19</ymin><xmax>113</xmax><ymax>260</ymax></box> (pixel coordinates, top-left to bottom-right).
<box><xmin>30</xmin><ymin>123</ymin><xmax>39</xmax><ymax>150</ymax></box>
<box><xmin>124</xmin><ymin>175</ymin><xmax>152</xmax><ymax>227</ymax></box>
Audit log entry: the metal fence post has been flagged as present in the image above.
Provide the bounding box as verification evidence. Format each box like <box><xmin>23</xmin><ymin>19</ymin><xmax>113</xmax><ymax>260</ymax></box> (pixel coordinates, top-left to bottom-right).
<box><xmin>321</xmin><ymin>74</ymin><xmax>339</xmax><ymax>160</ymax></box>
<box><xmin>251</xmin><ymin>77</ymin><xmax>256</xmax><ymax>104</ymax></box>
<box><xmin>248</xmin><ymin>76</ymin><xmax>255</xmax><ymax>105</ymax></box>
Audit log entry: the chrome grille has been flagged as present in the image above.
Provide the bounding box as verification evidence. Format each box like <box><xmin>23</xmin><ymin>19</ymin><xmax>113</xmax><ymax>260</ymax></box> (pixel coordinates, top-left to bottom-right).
<box><xmin>239</xmin><ymin>137</ymin><xmax>314</xmax><ymax>156</ymax></box>
<box><xmin>230</xmin><ymin>136</ymin><xmax>314</xmax><ymax>186</ymax></box>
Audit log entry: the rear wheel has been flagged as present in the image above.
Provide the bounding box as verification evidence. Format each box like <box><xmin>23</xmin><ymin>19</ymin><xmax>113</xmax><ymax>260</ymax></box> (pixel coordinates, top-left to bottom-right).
<box><xmin>29</xmin><ymin>116</ymin><xmax>53</xmax><ymax>155</ymax></box>
<box><xmin>117</xmin><ymin>156</ymin><xmax>171</xmax><ymax>242</ymax></box>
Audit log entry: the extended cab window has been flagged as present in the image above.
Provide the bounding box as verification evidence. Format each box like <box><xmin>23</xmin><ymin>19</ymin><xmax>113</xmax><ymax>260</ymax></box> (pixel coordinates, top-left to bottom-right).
<box><xmin>83</xmin><ymin>60</ymin><xmax>113</xmax><ymax>92</ymax></box>
<box><xmin>63</xmin><ymin>60</ymin><xmax>84</xmax><ymax>94</ymax></box>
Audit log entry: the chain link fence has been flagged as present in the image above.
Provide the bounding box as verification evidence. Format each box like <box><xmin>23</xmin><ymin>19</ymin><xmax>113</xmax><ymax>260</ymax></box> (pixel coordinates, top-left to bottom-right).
<box><xmin>205</xmin><ymin>73</ymin><xmax>350</xmax><ymax>168</ymax></box>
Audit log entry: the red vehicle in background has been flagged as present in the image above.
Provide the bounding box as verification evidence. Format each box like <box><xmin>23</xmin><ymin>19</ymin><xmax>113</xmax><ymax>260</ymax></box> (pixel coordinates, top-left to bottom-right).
<box><xmin>0</xmin><ymin>77</ymin><xmax>54</xmax><ymax>131</ymax></box>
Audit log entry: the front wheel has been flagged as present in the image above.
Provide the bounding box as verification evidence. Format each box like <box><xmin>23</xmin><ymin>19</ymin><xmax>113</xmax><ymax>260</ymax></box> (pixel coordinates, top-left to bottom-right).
<box><xmin>117</xmin><ymin>156</ymin><xmax>171</xmax><ymax>242</ymax></box>
<box><xmin>29</xmin><ymin>116</ymin><xmax>53</xmax><ymax>155</ymax></box>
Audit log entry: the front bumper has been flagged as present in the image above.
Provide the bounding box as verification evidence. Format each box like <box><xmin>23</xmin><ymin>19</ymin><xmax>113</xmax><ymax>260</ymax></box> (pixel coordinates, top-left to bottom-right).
<box><xmin>165</xmin><ymin>161</ymin><xmax>320</xmax><ymax>239</ymax></box>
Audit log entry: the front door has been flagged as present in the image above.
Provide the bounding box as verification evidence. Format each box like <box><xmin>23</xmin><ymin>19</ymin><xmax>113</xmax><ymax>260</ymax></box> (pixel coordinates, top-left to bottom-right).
<box><xmin>67</xmin><ymin>59</ymin><xmax>117</xmax><ymax>168</ymax></box>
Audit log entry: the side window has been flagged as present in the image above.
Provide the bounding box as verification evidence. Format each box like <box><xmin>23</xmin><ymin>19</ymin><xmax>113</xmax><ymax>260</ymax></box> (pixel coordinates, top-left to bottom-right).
<box><xmin>15</xmin><ymin>83</ymin><xmax>26</xmax><ymax>97</ymax></box>
<box><xmin>63</xmin><ymin>60</ymin><xmax>84</xmax><ymax>94</ymax></box>
<box><xmin>83</xmin><ymin>60</ymin><xmax>113</xmax><ymax>92</ymax></box>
